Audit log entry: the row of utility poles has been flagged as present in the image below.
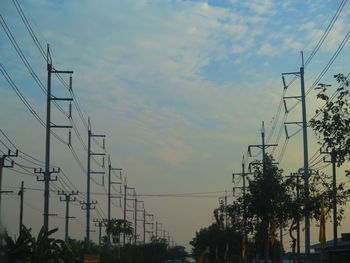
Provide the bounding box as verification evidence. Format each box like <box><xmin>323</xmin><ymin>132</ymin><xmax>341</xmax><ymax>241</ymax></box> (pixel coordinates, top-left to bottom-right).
<box><xmin>230</xmin><ymin>53</ymin><xmax>341</xmax><ymax>262</ymax></box>
<box><xmin>0</xmin><ymin>44</ymin><xmax>175</xmax><ymax>249</ymax></box>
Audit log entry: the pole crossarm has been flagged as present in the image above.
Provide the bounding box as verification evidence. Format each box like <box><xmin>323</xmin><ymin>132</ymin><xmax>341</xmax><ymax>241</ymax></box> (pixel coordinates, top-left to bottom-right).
<box><xmin>282</xmin><ymin>71</ymin><xmax>300</xmax><ymax>76</ymax></box>
<box><xmin>248</xmin><ymin>143</ymin><xmax>277</xmax><ymax>155</ymax></box>
<box><xmin>1</xmin><ymin>149</ymin><xmax>18</xmax><ymax>168</ymax></box>
<box><xmin>80</xmin><ymin>200</ymin><xmax>97</xmax><ymax>210</ymax></box>
<box><xmin>34</xmin><ymin>167</ymin><xmax>59</xmax><ymax>182</ymax></box>
<box><xmin>51</xmin><ymin>70</ymin><xmax>73</xmax><ymax>74</ymax></box>
<box><xmin>91</xmin><ymin>134</ymin><xmax>106</xmax><ymax>138</ymax></box>
<box><xmin>90</xmin><ymin>171</ymin><xmax>105</xmax><ymax>174</ymax></box>
<box><xmin>50</xmin><ymin>97</ymin><xmax>73</xmax><ymax>101</ymax></box>
<box><xmin>284</xmin><ymin>96</ymin><xmax>302</xmax><ymax>99</ymax></box>
<box><xmin>0</xmin><ymin>190</ymin><xmax>13</xmax><ymax>194</ymax></box>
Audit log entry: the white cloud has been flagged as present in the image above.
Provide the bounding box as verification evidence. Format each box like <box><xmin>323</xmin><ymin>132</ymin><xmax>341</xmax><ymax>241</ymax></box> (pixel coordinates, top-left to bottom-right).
<box><xmin>241</xmin><ymin>0</ymin><xmax>274</xmax><ymax>15</ymax></box>
<box><xmin>256</xmin><ymin>42</ymin><xmax>279</xmax><ymax>56</ymax></box>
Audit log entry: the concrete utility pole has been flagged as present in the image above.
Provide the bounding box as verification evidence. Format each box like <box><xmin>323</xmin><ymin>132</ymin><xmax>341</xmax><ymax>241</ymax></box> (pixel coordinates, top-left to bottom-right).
<box><xmin>232</xmin><ymin>155</ymin><xmax>253</xmax><ymax>263</ymax></box>
<box><xmin>80</xmin><ymin>118</ymin><xmax>105</xmax><ymax>248</ymax></box>
<box><xmin>282</xmin><ymin>53</ymin><xmax>310</xmax><ymax>253</ymax></box>
<box><xmin>248</xmin><ymin>122</ymin><xmax>278</xmax><ymax>262</ymax></box>
<box><xmin>134</xmin><ymin>197</ymin><xmax>138</xmax><ymax>244</ymax></box>
<box><xmin>320</xmin><ymin>149</ymin><xmax>338</xmax><ymax>247</ymax></box>
<box><xmin>288</xmin><ymin>172</ymin><xmax>302</xmax><ymax>263</ymax></box>
<box><xmin>143</xmin><ymin>209</ymin><xmax>146</xmax><ymax>243</ymax></box>
<box><xmin>18</xmin><ymin>181</ymin><xmax>24</xmax><ymax>234</ymax></box>
<box><xmin>134</xmin><ymin>199</ymin><xmax>144</xmax><ymax>244</ymax></box>
<box><xmin>93</xmin><ymin>218</ymin><xmax>105</xmax><ymax>246</ymax></box>
<box><xmin>107</xmin><ymin>156</ymin><xmax>122</xmax><ymax>244</ymax></box>
<box><xmin>225</xmin><ymin>190</ymin><xmax>228</xmax><ymax>228</ymax></box>
<box><xmin>58</xmin><ymin>190</ymin><xmax>78</xmax><ymax>243</ymax></box>
<box><xmin>143</xmin><ymin>210</ymin><xmax>153</xmax><ymax>244</ymax></box>
<box><xmin>123</xmin><ymin>178</ymin><xmax>135</xmax><ymax>245</ymax></box>
<box><xmin>248</xmin><ymin>122</ymin><xmax>278</xmax><ymax>173</ymax></box>
<box><xmin>0</xmin><ymin>149</ymin><xmax>17</xmax><ymax>228</ymax></box>
<box><xmin>38</xmin><ymin>45</ymin><xmax>73</xmax><ymax>232</ymax></box>
<box><xmin>156</xmin><ymin>222</ymin><xmax>162</xmax><ymax>240</ymax></box>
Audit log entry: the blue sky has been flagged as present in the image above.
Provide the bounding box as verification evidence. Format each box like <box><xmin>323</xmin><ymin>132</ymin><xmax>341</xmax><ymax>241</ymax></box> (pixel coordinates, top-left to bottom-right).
<box><xmin>1</xmin><ymin>0</ymin><xmax>350</xmax><ymax>251</ymax></box>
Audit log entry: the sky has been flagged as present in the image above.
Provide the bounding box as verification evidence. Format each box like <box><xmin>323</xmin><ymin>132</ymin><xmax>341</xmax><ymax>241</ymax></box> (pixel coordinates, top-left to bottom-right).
<box><xmin>1</xmin><ymin>0</ymin><xmax>350</xmax><ymax>252</ymax></box>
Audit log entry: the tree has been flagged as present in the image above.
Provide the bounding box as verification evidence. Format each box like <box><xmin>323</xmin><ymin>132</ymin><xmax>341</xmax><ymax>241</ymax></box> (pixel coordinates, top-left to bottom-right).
<box><xmin>245</xmin><ymin>154</ymin><xmax>289</xmax><ymax>263</ymax></box>
<box><xmin>283</xmin><ymin>171</ymin><xmax>347</xmax><ymax>261</ymax></box>
<box><xmin>105</xmin><ymin>219</ymin><xmax>133</xmax><ymax>245</ymax></box>
<box><xmin>190</xmin><ymin>222</ymin><xmax>244</xmax><ymax>263</ymax></box>
<box><xmin>29</xmin><ymin>226</ymin><xmax>65</xmax><ymax>263</ymax></box>
<box><xmin>310</xmin><ymin>73</ymin><xmax>350</xmax><ymax>165</ymax></box>
<box><xmin>1</xmin><ymin>225</ymin><xmax>70</xmax><ymax>263</ymax></box>
<box><xmin>165</xmin><ymin>245</ymin><xmax>189</xmax><ymax>261</ymax></box>
<box><xmin>2</xmin><ymin>225</ymin><xmax>32</xmax><ymax>262</ymax></box>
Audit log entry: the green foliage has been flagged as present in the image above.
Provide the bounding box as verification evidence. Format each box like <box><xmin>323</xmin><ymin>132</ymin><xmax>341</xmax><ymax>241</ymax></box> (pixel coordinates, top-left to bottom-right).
<box><xmin>1</xmin><ymin>225</ymin><xmax>70</xmax><ymax>263</ymax></box>
<box><xmin>310</xmin><ymin>73</ymin><xmax>350</xmax><ymax>166</ymax></box>
<box><xmin>105</xmin><ymin>218</ymin><xmax>133</xmax><ymax>243</ymax></box>
<box><xmin>245</xmin><ymin>154</ymin><xmax>289</xmax><ymax>261</ymax></box>
<box><xmin>2</xmin><ymin>224</ymin><xmax>187</xmax><ymax>263</ymax></box>
<box><xmin>2</xmin><ymin>225</ymin><xmax>32</xmax><ymax>262</ymax></box>
<box><xmin>165</xmin><ymin>245</ymin><xmax>189</xmax><ymax>260</ymax></box>
<box><xmin>190</xmin><ymin>223</ymin><xmax>244</xmax><ymax>263</ymax></box>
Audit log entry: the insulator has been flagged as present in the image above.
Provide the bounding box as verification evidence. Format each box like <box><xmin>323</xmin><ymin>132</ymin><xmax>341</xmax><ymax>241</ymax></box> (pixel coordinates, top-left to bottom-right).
<box><xmin>68</xmin><ymin>129</ymin><xmax>72</xmax><ymax>146</ymax></box>
<box><xmin>69</xmin><ymin>103</ymin><xmax>72</xmax><ymax>119</ymax></box>
<box><xmin>283</xmin><ymin>99</ymin><xmax>288</xmax><ymax>114</ymax></box>
<box><xmin>69</xmin><ymin>75</ymin><xmax>72</xmax><ymax>91</ymax></box>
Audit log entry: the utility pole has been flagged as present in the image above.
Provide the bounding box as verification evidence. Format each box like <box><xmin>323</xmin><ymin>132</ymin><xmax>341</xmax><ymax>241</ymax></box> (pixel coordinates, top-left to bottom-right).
<box><xmin>320</xmin><ymin>149</ymin><xmax>338</xmax><ymax>247</ymax></box>
<box><xmin>219</xmin><ymin>191</ymin><xmax>228</xmax><ymax>228</ymax></box>
<box><xmin>39</xmin><ymin>45</ymin><xmax>73</xmax><ymax>232</ymax></box>
<box><xmin>248</xmin><ymin>122</ymin><xmax>278</xmax><ymax>173</ymax></box>
<box><xmin>232</xmin><ymin>155</ymin><xmax>253</xmax><ymax>263</ymax></box>
<box><xmin>156</xmin><ymin>222</ymin><xmax>162</xmax><ymax>240</ymax></box>
<box><xmin>123</xmin><ymin>178</ymin><xmax>135</xmax><ymax>245</ymax></box>
<box><xmin>18</xmin><ymin>181</ymin><xmax>24</xmax><ymax>234</ymax></box>
<box><xmin>286</xmin><ymin>171</ymin><xmax>304</xmax><ymax>263</ymax></box>
<box><xmin>143</xmin><ymin>209</ymin><xmax>146</xmax><ymax>244</ymax></box>
<box><xmin>123</xmin><ymin>179</ymin><xmax>127</xmax><ymax>245</ymax></box>
<box><xmin>58</xmin><ymin>190</ymin><xmax>78</xmax><ymax>243</ymax></box>
<box><xmin>81</xmin><ymin>118</ymin><xmax>105</xmax><ymax>248</ymax></box>
<box><xmin>0</xmin><ymin>149</ymin><xmax>17</xmax><ymax>228</ymax></box>
<box><xmin>107</xmin><ymin>156</ymin><xmax>122</xmax><ymax>244</ymax></box>
<box><xmin>282</xmin><ymin>53</ymin><xmax>310</xmax><ymax>253</ymax></box>
<box><xmin>280</xmin><ymin>221</ymin><xmax>283</xmax><ymax>263</ymax></box>
<box><xmin>167</xmin><ymin>232</ymin><xmax>170</xmax><ymax>246</ymax></box>
<box><xmin>225</xmin><ymin>190</ymin><xmax>228</xmax><ymax>229</ymax></box>
<box><xmin>134</xmin><ymin>199</ymin><xmax>144</xmax><ymax>244</ymax></box>
<box><xmin>134</xmin><ymin>196</ymin><xmax>137</xmax><ymax>244</ymax></box>
<box><xmin>248</xmin><ymin>122</ymin><xmax>277</xmax><ymax>262</ymax></box>
<box><xmin>93</xmin><ymin>218</ymin><xmax>105</xmax><ymax>246</ymax></box>
<box><xmin>144</xmin><ymin>211</ymin><xmax>153</xmax><ymax>244</ymax></box>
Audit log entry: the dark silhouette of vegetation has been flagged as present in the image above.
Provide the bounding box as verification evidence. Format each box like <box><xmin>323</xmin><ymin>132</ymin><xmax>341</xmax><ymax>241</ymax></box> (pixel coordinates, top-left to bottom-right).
<box><xmin>191</xmin><ymin>151</ymin><xmax>348</xmax><ymax>262</ymax></box>
<box><xmin>1</xmin><ymin>224</ymin><xmax>188</xmax><ymax>263</ymax></box>
<box><xmin>310</xmin><ymin>73</ymin><xmax>350</xmax><ymax>166</ymax></box>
